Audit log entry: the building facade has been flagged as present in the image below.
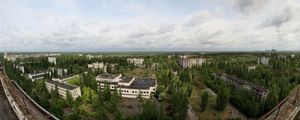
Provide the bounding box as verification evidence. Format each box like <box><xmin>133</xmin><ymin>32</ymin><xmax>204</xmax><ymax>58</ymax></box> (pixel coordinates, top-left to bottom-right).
<box><xmin>45</xmin><ymin>80</ymin><xmax>81</xmax><ymax>99</ymax></box>
<box><xmin>179</xmin><ymin>56</ymin><xmax>206</xmax><ymax>68</ymax></box>
<box><xmin>88</xmin><ymin>62</ymin><xmax>104</xmax><ymax>69</ymax></box>
<box><xmin>48</xmin><ymin>57</ymin><xmax>57</xmax><ymax>65</ymax></box>
<box><xmin>258</xmin><ymin>57</ymin><xmax>270</xmax><ymax>65</ymax></box>
<box><xmin>213</xmin><ymin>73</ymin><xmax>269</xmax><ymax>102</ymax></box>
<box><xmin>96</xmin><ymin>73</ymin><xmax>157</xmax><ymax>99</ymax></box>
<box><xmin>28</xmin><ymin>72</ymin><xmax>47</xmax><ymax>81</ymax></box>
<box><xmin>127</xmin><ymin>58</ymin><xmax>144</xmax><ymax>66</ymax></box>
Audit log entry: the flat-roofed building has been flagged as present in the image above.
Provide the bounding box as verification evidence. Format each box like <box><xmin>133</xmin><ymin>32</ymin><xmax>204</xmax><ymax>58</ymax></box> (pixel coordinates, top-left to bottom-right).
<box><xmin>96</xmin><ymin>73</ymin><xmax>157</xmax><ymax>99</ymax></box>
<box><xmin>127</xmin><ymin>58</ymin><xmax>144</xmax><ymax>66</ymax></box>
<box><xmin>248</xmin><ymin>65</ymin><xmax>257</xmax><ymax>71</ymax></box>
<box><xmin>213</xmin><ymin>73</ymin><xmax>269</xmax><ymax>102</ymax></box>
<box><xmin>16</xmin><ymin>64</ymin><xmax>25</xmax><ymax>73</ymax></box>
<box><xmin>88</xmin><ymin>62</ymin><xmax>104</xmax><ymax>69</ymax></box>
<box><xmin>179</xmin><ymin>56</ymin><xmax>206</xmax><ymax>68</ymax></box>
<box><xmin>45</xmin><ymin>80</ymin><xmax>81</xmax><ymax>99</ymax></box>
<box><xmin>28</xmin><ymin>72</ymin><xmax>47</xmax><ymax>81</ymax></box>
<box><xmin>258</xmin><ymin>57</ymin><xmax>270</xmax><ymax>65</ymax></box>
<box><xmin>48</xmin><ymin>57</ymin><xmax>57</xmax><ymax>65</ymax></box>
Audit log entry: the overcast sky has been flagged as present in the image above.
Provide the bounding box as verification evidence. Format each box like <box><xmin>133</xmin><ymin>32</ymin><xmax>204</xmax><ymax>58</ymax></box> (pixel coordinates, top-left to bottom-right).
<box><xmin>0</xmin><ymin>0</ymin><xmax>300</xmax><ymax>52</ymax></box>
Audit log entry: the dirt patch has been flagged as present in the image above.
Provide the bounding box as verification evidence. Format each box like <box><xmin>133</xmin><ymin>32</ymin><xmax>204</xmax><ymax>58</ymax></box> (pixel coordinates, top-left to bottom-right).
<box><xmin>118</xmin><ymin>98</ymin><xmax>141</xmax><ymax>117</ymax></box>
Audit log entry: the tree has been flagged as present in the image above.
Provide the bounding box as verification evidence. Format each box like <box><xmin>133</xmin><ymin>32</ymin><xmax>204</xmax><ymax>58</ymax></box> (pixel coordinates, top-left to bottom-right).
<box><xmin>66</xmin><ymin>90</ymin><xmax>73</xmax><ymax>107</ymax></box>
<box><xmin>216</xmin><ymin>85</ymin><xmax>229</xmax><ymax>111</ymax></box>
<box><xmin>82</xmin><ymin>87</ymin><xmax>98</xmax><ymax>103</ymax></box>
<box><xmin>201</xmin><ymin>91</ymin><xmax>209</xmax><ymax>112</ymax></box>
<box><xmin>139</xmin><ymin>100</ymin><xmax>159</xmax><ymax>120</ymax></box>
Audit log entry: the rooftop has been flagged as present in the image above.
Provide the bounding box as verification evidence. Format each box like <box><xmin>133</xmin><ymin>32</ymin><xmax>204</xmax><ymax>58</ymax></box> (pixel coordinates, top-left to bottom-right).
<box><xmin>46</xmin><ymin>80</ymin><xmax>78</xmax><ymax>90</ymax></box>
<box><xmin>217</xmin><ymin>73</ymin><xmax>269</xmax><ymax>93</ymax></box>
<box><xmin>97</xmin><ymin>73</ymin><xmax>120</xmax><ymax>79</ymax></box>
<box><xmin>120</xmin><ymin>76</ymin><xmax>134</xmax><ymax>83</ymax></box>
<box><xmin>120</xmin><ymin>77</ymin><xmax>156</xmax><ymax>89</ymax></box>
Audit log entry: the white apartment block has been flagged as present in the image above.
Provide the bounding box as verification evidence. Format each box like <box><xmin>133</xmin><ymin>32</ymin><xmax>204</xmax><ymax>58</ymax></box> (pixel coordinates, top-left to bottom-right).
<box><xmin>16</xmin><ymin>64</ymin><xmax>25</xmax><ymax>73</ymax></box>
<box><xmin>45</xmin><ymin>80</ymin><xmax>81</xmax><ymax>99</ymax></box>
<box><xmin>88</xmin><ymin>62</ymin><xmax>104</xmax><ymax>69</ymax></box>
<box><xmin>258</xmin><ymin>57</ymin><xmax>270</xmax><ymax>65</ymax></box>
<box><xmin>179</xmin><ymin>56</ymin><xmax>206</xmax><ymax>68</ymax></box>
<box><xmin>96</xmin><ymin>73</ymin><xmax>157</xmax><ymax>99</ymax></box>
<box><xmin>127</xmin><ymin>58</ymin><xmax>144</xmax><ymax>66</ymax></box>
<box><xmin>28</xmin><ymin>72</ymin><xmax>47</xmax><ymax>81</ymax></box>
<box><xmin>248</xmin><ymin>65</ymin><xmax>257</xmax><ymax>71</ymax></box>
<box><xmin>48</xmin><ymin>57</ymin><xmax>57</xmax><ymax>65</ymax></box>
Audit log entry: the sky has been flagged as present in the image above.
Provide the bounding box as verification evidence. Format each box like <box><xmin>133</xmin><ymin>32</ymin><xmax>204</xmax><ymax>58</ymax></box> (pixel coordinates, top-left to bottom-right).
<box><xmin>0</xmin><ymin>0</ymin><xmax>300</xmax><ymax>52</ymax></box>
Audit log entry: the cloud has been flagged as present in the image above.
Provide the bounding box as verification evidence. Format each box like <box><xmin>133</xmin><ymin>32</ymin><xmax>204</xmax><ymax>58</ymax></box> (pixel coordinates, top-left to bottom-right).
<box><xmin>261</xmin><ymin>3</ymin><xmax>296</xmax><ymax>28</ymax></box>
<box><xmin>184</xmin><ymin>10</ymin><xmax>213</xmax><ymax>27</ymax></box>
<box><xmin>0</xmin><ymin>0</ymin><xmax>300</xmax><ymax>51</ymax></box>
<box><xmin>231</xmin><ymin>0</ymin><xmax>270</xmax><ymax>14</ymax></box>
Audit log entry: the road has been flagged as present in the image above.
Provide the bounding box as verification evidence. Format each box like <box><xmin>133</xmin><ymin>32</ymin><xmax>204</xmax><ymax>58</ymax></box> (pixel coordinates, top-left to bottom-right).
<box><xmin>0</xmin><ymin>79</ymin><xmax>18</xmax><ymax>120</ymax></box>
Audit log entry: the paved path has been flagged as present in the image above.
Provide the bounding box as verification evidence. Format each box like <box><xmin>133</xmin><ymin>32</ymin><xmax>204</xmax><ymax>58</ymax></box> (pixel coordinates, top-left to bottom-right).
<box><xmin>0</xmin><ymin>80</ymin><xmax>18</xmax><ymax>120</ymax></box>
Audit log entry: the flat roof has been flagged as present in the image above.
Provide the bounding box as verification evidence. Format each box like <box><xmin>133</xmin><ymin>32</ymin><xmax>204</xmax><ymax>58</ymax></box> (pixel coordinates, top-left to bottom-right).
<box><xmin>97</xmin><ymin>73</ymin><xmax>119</xmax><ymax>79</ymax></box>
<box><xmin>120</xmin><ymin>77</ymin><xmax>156</xmax><ymax>90</ymax></box>
<box><xmin>120</xmin><ymin>76</ymin><xmax>133</xmax><ymax>83</ymax></box>
<box><xmin>46</xmin><ymin>80</ymin><xmax>78</xmax><ymax>90</ymax></box>
<box><xmin>217</xmin><ymin>73</ymin><xmax>269</xmax><ymax>93</ymax></box>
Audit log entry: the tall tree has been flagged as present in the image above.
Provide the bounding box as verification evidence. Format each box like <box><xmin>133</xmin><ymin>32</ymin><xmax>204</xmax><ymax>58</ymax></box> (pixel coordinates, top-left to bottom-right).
<box><xmin>201</xmin><ymin>91</ymin><xmax>209</xmax><ymax>112</ymax></box>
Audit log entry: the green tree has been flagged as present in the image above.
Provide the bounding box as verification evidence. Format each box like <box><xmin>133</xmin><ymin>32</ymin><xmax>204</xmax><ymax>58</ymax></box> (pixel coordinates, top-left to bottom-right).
<box><xmin>201</xmin><ymin>91</ymin><xmax>209</xmax><ymax>112</ymax></box>
<box><xmin>216</xmin><ymin>85</ymin><xmax>229</xmax><ymax>111</ymax></box>
<box><xmin>66</xmin><ymin>90</ymin><xmax>73</xmax><ymax>107</ymax></box>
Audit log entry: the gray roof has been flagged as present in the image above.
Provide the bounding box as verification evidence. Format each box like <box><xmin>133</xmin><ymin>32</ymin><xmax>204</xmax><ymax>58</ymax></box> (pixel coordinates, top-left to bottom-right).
<box><xmin>98</xmin><ymin>73</ymin><xmax>119</xmax><ymax>79</ymax></box>
<box><xmin>46</xmin><ymin>80</ymin><xmax>78</xmax><ymax>90</ymax></box>
<box><xmin>120</xmin><ymin>77</ymin><xmax>156</xmax><ymax>90</ymax></box>
<box><xmin>120</xmin><ymin>76</ymin><xmax>133</xmax><ymax>83</ymax></box>
<box><xmin>217</xmin><ymin>73</ymin><xmax>269</xmax><ymax>93</ymax></box>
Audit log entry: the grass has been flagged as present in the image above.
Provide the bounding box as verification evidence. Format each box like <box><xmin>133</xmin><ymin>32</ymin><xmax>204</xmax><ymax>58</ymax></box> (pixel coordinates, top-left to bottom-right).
<box><xmin>188</xmin><ymin>80</ymin><xmax>246</xmax><ymax>120</ymax></box>
<box><xmin>66</xmin><ymin>75</ymin><xmax>81</xmax><ymax>86</ymax></box>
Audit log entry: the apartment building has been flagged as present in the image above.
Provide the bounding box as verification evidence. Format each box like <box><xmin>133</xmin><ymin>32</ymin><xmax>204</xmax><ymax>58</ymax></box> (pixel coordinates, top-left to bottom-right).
<box><xmin>258</xmin><ymin>57</ymin><xmax>270</xmax><ymax>65</ymax></box>
<box><xmin>248</xmin><ymin>65</ymin><xmax>257</xmax><ymax>71</ymax></box>
<box><xmin>213</xmin><ymin>73</ymin><xmax>269</xmax><ymax>102</ymax></box>
<box><xmin>28</xmin><ymin>72</ymin><xmax>47</xmax><ymax>81</ymax></box>
<box><xmin>179</xmin><ymin>56</ymin><xmax>206</xmax><ymax>68</ymax></box>
<box><xmin>96</xmin><ymin>73</ymin><xmax>157</xmax><ymax>99</ymax></box>
<box><xmin>127</xmin><ymin>58</ymin><xmax>144</xmax><ymax>66</ymax></box>
<box><xmin>48</xmin><ymin>57</ymin><xmax>57</xmax><ymax>65</ymax></box>
<box><xmin>88</xmin><ymin>62</ymin><xmax>104</xmax><ymax>69</ymax></box>
<box><xmin>45</xmin><ymin>80</ymin><xmax>81</xmax><ymax>99</ymax></box>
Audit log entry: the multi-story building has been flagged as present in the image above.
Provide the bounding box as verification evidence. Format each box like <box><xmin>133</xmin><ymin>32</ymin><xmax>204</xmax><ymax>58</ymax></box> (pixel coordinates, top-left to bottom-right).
<box><xmin>88</xmin><ymin>62</ymin><xmax>104</xmax><ymax>69</ymax></box>
<box><xmin>4</xmin><ymin>53</ymin><xmax>60</xmax><ymax>62</ymax></box>
<box><xmin>248</xmin><ymin>65</ymin><xmax>257</xmax><ymax>71</ymax></box>
<box><xmin>28</xmin><ymin>72</ymin><xmax>48</xmax><ymax>81</ymax></box>
<box><xmin>96</xmin><ymin>73</ymin><xmax>157</xmax><ymax>99</ymax></box>
<box><xmin>127</xmin><ymin>58</ymin><xmax>144</xmax><ymax>66</ymax></box>
<box><xmin>45</xmin><ymin>80</ymin><xmax>81</xmax><ymax>99</ymax></box>
<box><xmin>48</xmin><ymin>57</ymin><xmax>57</xmax><ymax>65</ymax></box>
<box><xmin>213</xmin><ymin>73</ymin><xmax>269</xmax><ymax>102</ymax></box>
<box><xmin>258</xmin><ymin>57</ymin><xmax>270</xmax><ymax>65</ymax></box>
<box><xmin>16</xmin><ymin>64</ymin><xmax>25</xmax><ymax>73</ymax></box>
<box><xmin>57</xmin><ymin>68</ymin><xmax>68</xmax><ymax>76</ymax></box>
<box><xmin>291</xmin><ymin>54</ymin><xmax>295</xmax><ymax>58</ymax></box>
<box><xmin>179</xmin><ymin>56</ymin><xmax>206</xmax><ymax>68</ymax></box>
